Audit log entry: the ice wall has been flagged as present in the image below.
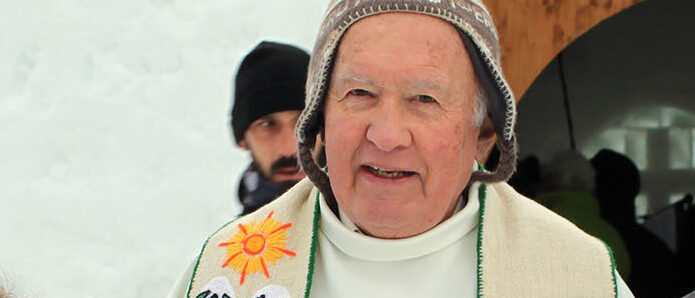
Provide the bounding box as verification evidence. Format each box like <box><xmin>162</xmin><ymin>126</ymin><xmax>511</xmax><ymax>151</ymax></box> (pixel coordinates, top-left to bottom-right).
<box><xmin>0</xmin><ymin>1</ymin><xmax>328</xmax><ymax>296</ymax></box>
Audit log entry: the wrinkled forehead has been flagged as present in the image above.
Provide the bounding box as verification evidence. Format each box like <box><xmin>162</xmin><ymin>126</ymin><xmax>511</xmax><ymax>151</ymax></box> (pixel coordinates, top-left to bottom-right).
<box><xmin>330</xmin><ymin>12</ymin><xmax>476</xmax><ymax>90</ymax></box>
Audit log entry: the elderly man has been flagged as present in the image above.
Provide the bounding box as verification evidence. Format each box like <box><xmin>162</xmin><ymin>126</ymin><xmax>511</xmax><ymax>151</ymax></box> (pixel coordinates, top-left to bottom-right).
<box><xmin>170</xmin><ymin>1</ymin><xmax>633</xmax><ymax>297</ymax></box>
<box><xmin>231</xmin><ymin>41</ymin><xmax>310</xmax><ymax>215</ymax></box>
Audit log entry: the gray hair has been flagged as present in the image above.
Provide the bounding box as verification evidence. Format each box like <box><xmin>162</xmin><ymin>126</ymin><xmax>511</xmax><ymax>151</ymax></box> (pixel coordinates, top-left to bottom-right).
<box><xmin>473</xmin><ymin>81</ymin><xmax>487</xmax><ymax>127</ymax></box>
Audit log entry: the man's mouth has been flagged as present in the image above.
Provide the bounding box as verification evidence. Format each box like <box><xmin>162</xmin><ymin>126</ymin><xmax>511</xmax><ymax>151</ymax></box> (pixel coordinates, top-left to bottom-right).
<box><xmin>274</xmin><ymin>166</ymin><xmax>300</xmax><ymax>175</ymax></box>
<box><xmin>363</xmin><ymin>165</ymin><xmax>416</xmax><ymax>179</ymax></box>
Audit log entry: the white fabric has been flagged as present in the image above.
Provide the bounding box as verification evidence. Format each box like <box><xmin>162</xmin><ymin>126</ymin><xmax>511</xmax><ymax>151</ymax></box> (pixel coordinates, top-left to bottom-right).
<box><xmin>618</xmin><ymin>273</ymin><xmax>634</xmax><ymax>298</ymax></box>
<box><xmin>309</xmin><ymin>183</ymin><xmax>481</xmax><ymax>298</ymax></box>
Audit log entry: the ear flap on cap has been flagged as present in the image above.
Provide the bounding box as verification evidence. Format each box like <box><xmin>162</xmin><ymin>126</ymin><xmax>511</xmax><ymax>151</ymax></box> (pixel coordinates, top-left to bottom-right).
<box><xmin>457</xmin><ymin>28</ymin><xmax>518</xmax><ymax>183</ymax></box>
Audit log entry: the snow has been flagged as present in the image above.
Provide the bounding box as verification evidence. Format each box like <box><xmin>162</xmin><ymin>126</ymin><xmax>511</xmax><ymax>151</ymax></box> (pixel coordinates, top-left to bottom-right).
<box><xmin>0</xmin><ymin>1</ymin><xmax>329</xmax><ymax>296</ymax></box>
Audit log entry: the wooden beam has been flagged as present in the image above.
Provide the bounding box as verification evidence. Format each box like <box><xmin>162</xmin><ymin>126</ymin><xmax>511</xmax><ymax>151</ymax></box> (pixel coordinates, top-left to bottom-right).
<box><xmin>486</xmin><ymin>0</ymin><xmax>646</xmax><ymax>100</ymax></box>
<box><xmin>478</xmin><ymin>0</ymin><xmax>646</xmax><ymax>163</ymax></box>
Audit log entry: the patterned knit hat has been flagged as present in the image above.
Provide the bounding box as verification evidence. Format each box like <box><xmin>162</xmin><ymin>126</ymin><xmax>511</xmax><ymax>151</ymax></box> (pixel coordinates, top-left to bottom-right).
<box><xmin>296</xmin><ymin>0</ymin><xmax>518</xmax><ymax>205</ymax></box>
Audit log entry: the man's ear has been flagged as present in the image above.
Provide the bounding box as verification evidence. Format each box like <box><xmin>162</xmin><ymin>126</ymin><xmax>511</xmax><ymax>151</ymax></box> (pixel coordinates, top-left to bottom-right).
<box><xmin>476</xmin><ymin>115</ymin><xmax>496</xmax><ymax>159</ymax></box>
<box><xmin>314</xmin><ymin>129</ymin><xmax>328</xmax><ymax>167</ymax></box>
<box><xmin>238</xmin><ymin>139</ymin><xmax>250</xmax><ymax>151</ymax></box>
<box><xmin>319</xmin><ymin>126</ymin><xmax>326</xmax><ymax>145</ymax></box>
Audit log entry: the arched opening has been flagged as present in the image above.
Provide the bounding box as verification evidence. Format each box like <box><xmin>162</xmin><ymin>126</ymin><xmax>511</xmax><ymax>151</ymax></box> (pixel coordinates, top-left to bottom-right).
<box><xmin>513</xmin><ymin>0</ymin><xmax>695</xmax><ymax>296</ymax></box>
<box><xmin>517</xmin><ymin>0</ymin><xmax>695</xmax><ymax>211</ymax></box>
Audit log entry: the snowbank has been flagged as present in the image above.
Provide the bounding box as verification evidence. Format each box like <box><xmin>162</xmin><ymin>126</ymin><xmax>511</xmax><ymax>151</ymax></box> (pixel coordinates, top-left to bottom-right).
<box><xmin>0</xmin><ymin>1</ymin><xmax>328</xmax><ymax>296</ymax></box>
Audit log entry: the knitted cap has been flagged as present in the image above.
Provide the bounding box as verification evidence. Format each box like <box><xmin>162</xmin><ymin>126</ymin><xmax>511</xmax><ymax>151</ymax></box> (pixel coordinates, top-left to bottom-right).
<box><xmin>231</xmin><ymin>41</ymin><xmax>310</xmax><ymax>143</ymax></box>
<box><xmin>296</xmin><ymin>0</ymin><xmax>518</xmax><ymax>204</ymax></box>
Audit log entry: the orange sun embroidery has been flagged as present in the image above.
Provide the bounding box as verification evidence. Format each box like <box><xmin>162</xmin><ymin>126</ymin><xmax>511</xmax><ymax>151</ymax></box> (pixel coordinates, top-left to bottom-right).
<box><xmin>218</xmin><ymin>211</ymin><xmax>296</xmax><ymax>285</ymax></box>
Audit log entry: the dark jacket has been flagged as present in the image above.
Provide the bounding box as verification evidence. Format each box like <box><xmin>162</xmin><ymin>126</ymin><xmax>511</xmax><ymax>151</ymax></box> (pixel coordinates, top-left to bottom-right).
<box><xmin>237</xmin><ymin>164</ymin><xmax>283</xmax><ymax>215</ymax></box>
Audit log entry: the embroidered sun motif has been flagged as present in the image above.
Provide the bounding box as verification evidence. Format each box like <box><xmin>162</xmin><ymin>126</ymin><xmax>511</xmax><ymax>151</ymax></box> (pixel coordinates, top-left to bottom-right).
<box><xmin>218</xmin><ymin>211</ymin><xmax>296</xmax><ymax>285</ymax></box>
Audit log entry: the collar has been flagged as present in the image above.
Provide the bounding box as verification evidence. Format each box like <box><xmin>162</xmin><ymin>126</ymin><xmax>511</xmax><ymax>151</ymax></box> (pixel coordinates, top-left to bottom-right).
<box><xmin>318</xmin><ymin>182</ymin><xmax>481</xmax><ymax>261</ymax></box>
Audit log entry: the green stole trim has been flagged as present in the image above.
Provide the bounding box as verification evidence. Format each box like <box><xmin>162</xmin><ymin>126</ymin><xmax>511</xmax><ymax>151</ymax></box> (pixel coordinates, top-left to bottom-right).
<box><xmin>299</xmin><ymin>165</ymin><xmax>489</xmax><ymax>296</ymax></box>
<box><xmin>302</xmin><ymin>183</ymin><xmax>488</xmax><ymax>297</ymax></box>
<box><xmin>303</xmin><ymin>193</ymin><xmax>321</xmax><ymax>298</ymax></box>
<box><xmin>603</xmin><ymin>241</ymin><xmax>619</xmax><ymax>298</ymax></box>
<box><xmin>186</xmin><ymin>215</ymin><xmax>240</xmax><ymax>297</ymax></box>
<box><xmin>475</xmin><ymin>183</ymin><xmax>487</xmax><ymax>298</ymax></box>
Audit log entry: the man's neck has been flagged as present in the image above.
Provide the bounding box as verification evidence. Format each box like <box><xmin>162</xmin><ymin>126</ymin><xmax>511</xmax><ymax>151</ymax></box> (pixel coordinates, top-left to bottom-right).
<box><xmin>337</xmin><ymin>185</ymin><xmax>472</xmax><ymax>237</ymax></box>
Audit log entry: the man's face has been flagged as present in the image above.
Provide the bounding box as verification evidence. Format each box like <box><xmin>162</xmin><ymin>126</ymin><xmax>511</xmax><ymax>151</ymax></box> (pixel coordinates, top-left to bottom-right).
<box><xmin>239</xmin><ymin>110</ymin><xmax>304</xmax><ymax>185</ymax></box>
<box><xmin>323</xmin><ymin>13</ymin><xmax>488</xmax><ymax>239</ymax></box>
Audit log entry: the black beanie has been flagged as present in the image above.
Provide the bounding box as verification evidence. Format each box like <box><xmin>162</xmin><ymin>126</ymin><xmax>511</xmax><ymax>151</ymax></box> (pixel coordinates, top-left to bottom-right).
<box><xmin>231</xmin><ymin>41</ymin><xmax>310</xmax><ymax>143</ymax></box>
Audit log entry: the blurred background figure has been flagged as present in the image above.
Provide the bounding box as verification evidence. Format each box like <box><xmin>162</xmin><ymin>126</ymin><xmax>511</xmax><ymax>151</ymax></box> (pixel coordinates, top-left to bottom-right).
<box><xmin>231</xmin><ymin>41</ymin><xmax>310</xmax><ymax>215</ymax></box>
<box><xmin>507</xmin><ymin>154</ymin><xmax>542</xmax><ymax>199</ymax></box>
<box><xmin>0</xmin><ymin>269</ymin><xmax>14</xmax><ymax>298</ymax></box>
<box><xmin>591</xmin><ymin>149</ymin><xmax>677</xmax><ymax>297</ymax></box>
<box><xmin>532</xmin><ymin>150</ymin><xmax>631</xmax><ymax>279</ymax></box>
<box><xmin>665</xmin><ymin>193</ymin><xmax>695</xmax><ymax>296</ymax></box>
<box><xmin>673</xmin><ymin>194</ymin><xmax>695</xmax><ymax>295</ymax></box>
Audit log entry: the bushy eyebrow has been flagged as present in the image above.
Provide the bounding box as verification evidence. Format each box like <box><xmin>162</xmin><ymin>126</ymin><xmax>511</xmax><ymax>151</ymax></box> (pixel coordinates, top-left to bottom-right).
<box><xmin>336</xmin><ymin>70</ymin><xmax>446</xmax><ymax>93</ymax></box>
<box><xmin>337</xmin><ymin>71</ymin><xmax>384</xmax><ymax>89</ymax></box>
<box><xmin>410</xmin><ymin>77</ymin><xmax>444</xmax><ymax>92</ymax></box>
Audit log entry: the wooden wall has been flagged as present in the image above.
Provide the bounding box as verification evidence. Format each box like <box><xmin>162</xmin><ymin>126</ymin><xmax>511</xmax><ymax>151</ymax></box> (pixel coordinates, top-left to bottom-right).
<box><xmin>485</xmin><ymin>0</ymin><xmax>646</xmax><ymax>99</ymax></box>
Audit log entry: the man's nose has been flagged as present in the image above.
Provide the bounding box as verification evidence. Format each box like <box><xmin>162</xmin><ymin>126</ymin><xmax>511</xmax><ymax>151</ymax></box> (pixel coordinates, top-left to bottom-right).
<box><xmin>278</xmin><ymin>122</ymin><xmax>299</xmax><ymax>157</ymax></box>
<box><xmin>365</xmin><ymin>98</ymin><xmax>413</xmax><ymax>152</ymax></box>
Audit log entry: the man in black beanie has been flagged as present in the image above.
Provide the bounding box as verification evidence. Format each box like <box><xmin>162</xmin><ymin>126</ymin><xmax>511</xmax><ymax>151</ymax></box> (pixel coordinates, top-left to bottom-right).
<box><xmin>231</xmin><ymin>41</ymin><xmax>309</xmax><ymax>215</ymax></box>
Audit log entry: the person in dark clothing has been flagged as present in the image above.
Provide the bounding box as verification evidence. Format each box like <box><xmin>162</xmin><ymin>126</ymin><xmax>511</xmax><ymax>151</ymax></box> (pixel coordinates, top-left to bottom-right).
<box><xmin>676</xmin><ymin>194</ymin><xmax>695</xmax><ymax>295</ymax></box>
<box><xmin>508</xmin><ymin>154</ymin><xmax>542</xmax><ymax>199</ymax></box>
<box><xmin>591</xmin><ymin>149</ymin><xmax>678</xmax><ymax>298</ymax></box>
<box><xmin>534</xmin><ymin>150</ymin><xmax>631</xmax><ymax>279</ymax></box>
<box><xmin>231</xmin><ymin>41</ymin><xmax>310</xmax><ymax>215</ymax></box>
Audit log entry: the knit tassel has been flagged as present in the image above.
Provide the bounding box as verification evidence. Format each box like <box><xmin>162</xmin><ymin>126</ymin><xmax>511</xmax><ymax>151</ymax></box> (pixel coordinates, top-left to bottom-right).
<box><xmin>298</xmin><ymin>138</ymin><xmax>339</xmax><ymax>216</ymax></box>
<box><xmin>471</xmin><ymin>136</ymin><xmax>518</xmax><ymax>183</ymax></box>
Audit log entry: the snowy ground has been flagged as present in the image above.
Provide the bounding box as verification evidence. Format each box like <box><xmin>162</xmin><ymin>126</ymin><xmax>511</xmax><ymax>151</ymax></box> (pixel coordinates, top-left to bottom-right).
<box><xmin>0</xmin><ymin>1</ymin><xmax>328</xmax><ymax>296</ymax></box>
